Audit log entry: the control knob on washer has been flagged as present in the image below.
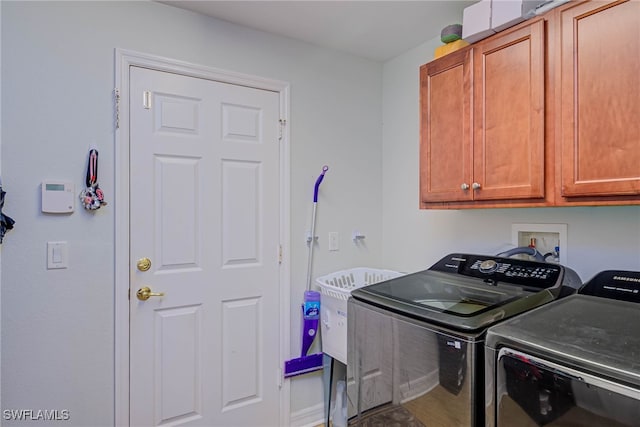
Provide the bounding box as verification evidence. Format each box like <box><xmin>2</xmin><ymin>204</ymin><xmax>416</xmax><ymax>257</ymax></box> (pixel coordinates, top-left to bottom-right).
<box><xmin>479</xmin><ymin>259</ymin><xmax>498</xmax><ymax>273</ymax></box>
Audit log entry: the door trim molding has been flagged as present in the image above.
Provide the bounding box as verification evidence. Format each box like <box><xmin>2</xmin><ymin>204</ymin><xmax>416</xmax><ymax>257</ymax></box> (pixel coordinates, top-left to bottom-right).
<box><xmin>114</xmin><ymin>48</ymin><xmax>291</xmax><ymax>426</ymax></box>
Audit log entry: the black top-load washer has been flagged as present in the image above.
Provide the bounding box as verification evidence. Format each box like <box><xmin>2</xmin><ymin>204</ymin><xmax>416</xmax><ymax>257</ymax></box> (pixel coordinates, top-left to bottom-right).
<box><xmin>347</xmin><ymin>253</ymin><xmax>581</xmax><ymax>426</ymax></box>
<box><xmin>485</xmin><ymin>270</ymin><xmax>640</xmax><ymax>427</ymax></box>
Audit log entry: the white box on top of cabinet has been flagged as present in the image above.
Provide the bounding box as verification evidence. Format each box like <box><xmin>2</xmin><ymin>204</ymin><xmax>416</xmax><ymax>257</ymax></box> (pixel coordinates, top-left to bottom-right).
<box><xmin>463</xmin><ymin>0</ymin><xmax>495</xmax><ymax>43</ymax></box>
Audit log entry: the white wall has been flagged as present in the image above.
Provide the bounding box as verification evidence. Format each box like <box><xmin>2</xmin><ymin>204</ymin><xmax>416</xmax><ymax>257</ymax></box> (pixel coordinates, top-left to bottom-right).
<box><xmin>381</xmin><ymin>36</ymin><xmax>640</xmax><ymax>280</ymax></box>
<box><xmin>5</xmin><ymin>2</ymin><xmax>639</xmax><ymax>425</ymax></box>
<box><xmin>1</xmin><ymin>1</ymin><xmax>383</xmax><ymax>424</ymax></box>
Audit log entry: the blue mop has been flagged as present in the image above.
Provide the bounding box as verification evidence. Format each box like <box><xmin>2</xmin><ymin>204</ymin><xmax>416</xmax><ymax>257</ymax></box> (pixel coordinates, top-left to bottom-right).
<box><xmin>284</xmin><ymin>166</ymin><xmax>329</xmax><ymax>378</ymax></box>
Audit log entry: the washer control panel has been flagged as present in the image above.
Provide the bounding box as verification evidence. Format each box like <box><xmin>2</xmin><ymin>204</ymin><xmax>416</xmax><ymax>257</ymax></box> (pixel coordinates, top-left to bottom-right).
<box><xmin>430</xmin><ymin>253</ymin><xmax>562</xmax><ymax>289</ymax></box>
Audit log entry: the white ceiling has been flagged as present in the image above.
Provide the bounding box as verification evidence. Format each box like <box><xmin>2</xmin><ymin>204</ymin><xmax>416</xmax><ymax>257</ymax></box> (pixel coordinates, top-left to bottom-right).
<box><xmin>160</xmin><ymin>1</ymin><xmax>474</xmax><ymax>62</ymax></box>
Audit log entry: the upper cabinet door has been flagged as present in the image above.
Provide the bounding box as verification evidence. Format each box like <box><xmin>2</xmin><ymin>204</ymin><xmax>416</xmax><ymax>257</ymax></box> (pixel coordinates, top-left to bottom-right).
<box><xmin>420</xmin><ymin>48</ymin><xmax>473</xmax><ymax>204</ymax></box>
<box><xmin>473</xmin><ymin>19</ymin><xmax>546</xmax><ymax>201</ymax></box>
<box><xmin>560</xmin><ymin>0</ymin><xmax>640</xmax><ymax>197</ymax></box>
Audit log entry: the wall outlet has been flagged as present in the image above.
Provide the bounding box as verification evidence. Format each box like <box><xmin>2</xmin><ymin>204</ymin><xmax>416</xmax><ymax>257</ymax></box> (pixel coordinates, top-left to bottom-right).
<box><xmin>512</xmin><ymin>223</ymin><xmax>567</xmax><ymax>264</ymax></box>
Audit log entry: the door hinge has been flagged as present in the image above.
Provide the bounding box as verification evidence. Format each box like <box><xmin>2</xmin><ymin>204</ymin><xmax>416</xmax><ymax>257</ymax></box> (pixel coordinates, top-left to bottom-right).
<box><xmin>278</xmin><ymin>244</ymin><xmax>283</xmax><ymax>264</ymax></box>
<box><xmin>143</xmin><ymin>91</ymin><xmax>152</xmax><ymax>110</ymax></box>
<box><xmin>114</xmin><ymin>88</ymin><xmax>121</xmax><ymax>130</ymax></box>
<box><xmin>278</xmin><ymin>119</ymin><xmax>286</xmax><ymax>141</ymax></box>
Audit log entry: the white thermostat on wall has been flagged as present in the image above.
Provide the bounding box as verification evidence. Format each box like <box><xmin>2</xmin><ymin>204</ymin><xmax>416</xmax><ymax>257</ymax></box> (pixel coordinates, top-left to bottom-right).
<box><xmin>41</xmin><ymin>180</ymin><xmax>75</xmax><ymax>213</ymax></box>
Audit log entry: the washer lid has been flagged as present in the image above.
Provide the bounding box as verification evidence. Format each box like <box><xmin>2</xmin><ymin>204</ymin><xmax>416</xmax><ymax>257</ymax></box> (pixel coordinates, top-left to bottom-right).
<box><xmin>486</xmin><ymin>294</ymin><xmax>640</xmax><ymax>386</ymax></box>
<box><xmin>350</xmin><ymin>253</ymin><xmax>572</xmax><ymax>332</ymax></box>
<box><xmin>351</xmin><ymin>269</ymin><xmax>557</xmax><ymax>332</ymax></box>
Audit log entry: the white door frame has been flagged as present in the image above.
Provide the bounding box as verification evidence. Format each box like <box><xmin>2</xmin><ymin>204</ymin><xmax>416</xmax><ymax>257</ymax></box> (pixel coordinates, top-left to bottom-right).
<box><xmin>114</xmin><ymin>48</ymin><xmax>291</xmax><ymax>426</ymax></box>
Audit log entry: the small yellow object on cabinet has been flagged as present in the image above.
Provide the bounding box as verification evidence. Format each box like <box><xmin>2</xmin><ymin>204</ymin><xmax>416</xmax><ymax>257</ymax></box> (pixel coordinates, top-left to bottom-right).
<box><xmin>434</xmin><ymin>39</ymin><xmax>470</xmax><ymax>59</ymax></box>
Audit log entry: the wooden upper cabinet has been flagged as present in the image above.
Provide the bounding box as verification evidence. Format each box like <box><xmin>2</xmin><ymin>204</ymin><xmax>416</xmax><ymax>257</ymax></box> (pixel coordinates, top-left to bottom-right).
<box><xmin>420</xmin><ymin>48</ymin><xmax>473</xmax><ymax>204</ymax></box>
<box><xmin>559</xmin><ymin>0</ymin><xmax>640</xmax><ymax>197</ymax></box>
<box><xmin>420</xmin><ymin>1</ymin><xmax>639</xmax><ymax>209</ymax></box>
<box><xmin>473</xmin><ymin>19</ymin><xmax>546</xmax><ymax>201</ymax></box>
<box><xmin>420</xmin><ymin>18</ymin><xmax>546</xmax><ymax>207</ymax></box>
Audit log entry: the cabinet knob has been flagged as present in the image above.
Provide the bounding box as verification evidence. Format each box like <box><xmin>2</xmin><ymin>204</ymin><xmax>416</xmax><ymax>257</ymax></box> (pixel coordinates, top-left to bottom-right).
<box><xmin>461</xmin><ymin>183</ymin><xmax>470</xmax><ymax>190</ymax></box>
<box><xmin>472</xmin><ymin>182</ymin><xmax>482</xmax><ymax>190</ymax></box>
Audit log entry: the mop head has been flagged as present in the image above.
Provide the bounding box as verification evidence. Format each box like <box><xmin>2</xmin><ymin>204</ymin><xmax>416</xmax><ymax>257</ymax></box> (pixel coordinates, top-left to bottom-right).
<box><xmin>283</xmin><ymin>353</ymin><xmax>323</xmax><ymax>378</ymax></box>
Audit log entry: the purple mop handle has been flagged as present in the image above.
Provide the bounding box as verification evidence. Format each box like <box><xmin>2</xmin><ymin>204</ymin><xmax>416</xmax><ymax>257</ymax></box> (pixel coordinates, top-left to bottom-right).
<box><xmin>313</xmin><ymin>166</ymin><xmax>329</xmax><ymax>203</ymax></box>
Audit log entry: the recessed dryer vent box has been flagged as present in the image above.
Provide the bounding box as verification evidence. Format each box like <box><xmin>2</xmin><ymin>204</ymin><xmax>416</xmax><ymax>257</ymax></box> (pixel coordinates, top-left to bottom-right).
<box><xmin>512</xmin><ymin>223</ymin><xmax>567</xmax><ymax>265</ymax></box>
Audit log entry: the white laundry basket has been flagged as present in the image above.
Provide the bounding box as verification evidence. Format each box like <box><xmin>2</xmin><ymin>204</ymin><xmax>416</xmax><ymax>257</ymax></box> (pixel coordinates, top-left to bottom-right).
<box><xmin>317</xmin><ymin>268</ymin><xmax>404</xmax><ymax>364</ymax></box>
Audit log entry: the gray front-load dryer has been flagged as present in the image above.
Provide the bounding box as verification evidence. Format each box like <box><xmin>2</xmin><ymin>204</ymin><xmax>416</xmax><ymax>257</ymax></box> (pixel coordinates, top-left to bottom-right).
<box><xmin>485</xmin><ymin>270</ymin><xmax>640</xmax><ymax>427</ymax></box>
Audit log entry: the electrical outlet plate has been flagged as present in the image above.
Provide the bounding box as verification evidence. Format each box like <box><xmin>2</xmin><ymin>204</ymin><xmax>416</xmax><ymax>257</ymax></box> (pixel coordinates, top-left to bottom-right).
<box><xmin>511</xmin><ymin>223</ymin><xmax>567</xmax><ymax>265</ymax></box>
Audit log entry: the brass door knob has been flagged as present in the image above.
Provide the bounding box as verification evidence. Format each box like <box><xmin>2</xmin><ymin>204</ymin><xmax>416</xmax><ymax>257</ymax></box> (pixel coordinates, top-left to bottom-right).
<box><xmin>137</xmin><ymin>257</ymin><xmax>152</xmax><ymax>271</ymax></box>
<box><xmin>136</xmin><ymin>286</ymin><xmax>165</xmax><ymax>301</ymax></box>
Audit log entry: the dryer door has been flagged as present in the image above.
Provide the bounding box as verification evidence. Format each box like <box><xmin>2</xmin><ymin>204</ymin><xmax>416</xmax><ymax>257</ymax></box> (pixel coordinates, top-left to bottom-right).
<box><xmin>496</xmin><ymin>348</ymin><xmax>640</xmax><ymax>427</ymax></box>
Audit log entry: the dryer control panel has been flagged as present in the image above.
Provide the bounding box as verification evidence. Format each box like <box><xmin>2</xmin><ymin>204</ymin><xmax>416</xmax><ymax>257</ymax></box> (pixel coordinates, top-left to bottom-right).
<box><xmin>580</xmin><ymin>270</ymin><xmax>640</xmax><ymax>303</ymax></box>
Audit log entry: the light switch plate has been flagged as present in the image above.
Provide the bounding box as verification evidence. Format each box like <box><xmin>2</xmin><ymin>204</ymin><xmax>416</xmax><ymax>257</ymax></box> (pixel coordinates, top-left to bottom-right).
<box><xmin>328</xmin><ymin>232</ymin><xmax>339</xmax><ymax>251</ymax></box>
<box><xmin>47</xmin><ymin>241</ymin><xmax>68</xmax><ymax>269</ymax></box>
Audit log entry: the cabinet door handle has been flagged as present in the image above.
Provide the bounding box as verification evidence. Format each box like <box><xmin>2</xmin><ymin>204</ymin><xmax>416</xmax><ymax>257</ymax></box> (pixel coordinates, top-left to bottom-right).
<box><xmin>472</xmin><ymin>182</ymin><xmax>481</xmax><ymax>190</ymax></box>
<box><xmin>461</xmin><ymin>183</ymin><xmax>470</xmax><ymax>190</ymax></box>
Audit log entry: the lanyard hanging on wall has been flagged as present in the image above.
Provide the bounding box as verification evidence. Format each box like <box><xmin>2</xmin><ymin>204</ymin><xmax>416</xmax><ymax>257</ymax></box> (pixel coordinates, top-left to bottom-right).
<box><xmin>80</xmin><ymin>148</ymin><xmax>107</xmax><ymax>210</ymax></box>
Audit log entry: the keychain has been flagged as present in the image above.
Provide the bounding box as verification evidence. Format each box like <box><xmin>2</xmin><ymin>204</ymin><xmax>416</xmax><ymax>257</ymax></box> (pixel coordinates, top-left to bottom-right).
<box><xmin>80</xmin><ymin>149</ymin><xmax>107</xmax><ymax>210</ymax></box>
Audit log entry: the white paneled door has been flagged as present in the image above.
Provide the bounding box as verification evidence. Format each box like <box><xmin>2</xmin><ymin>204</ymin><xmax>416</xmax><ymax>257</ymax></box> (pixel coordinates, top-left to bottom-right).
<box><xmin>129</xmin><ymin>66</ymin><xmax>282</xmax><ymax>426</ymax></box>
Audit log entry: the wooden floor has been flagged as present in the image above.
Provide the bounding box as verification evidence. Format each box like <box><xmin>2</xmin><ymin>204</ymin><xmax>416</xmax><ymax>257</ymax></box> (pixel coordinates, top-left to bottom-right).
<box><xmin>402</xmin><ymin>384</ymin><xmax>471</xmax><ymax>427</ymax></box>
<box><xmin>321</xmin><ymin>384</ymin><xmax>471</xmax><ymax>427</ymax></box>
<box><xmin>321</xmin><ymin>386</ymin><xmax>628</xmax><ymax>427</ymax></box>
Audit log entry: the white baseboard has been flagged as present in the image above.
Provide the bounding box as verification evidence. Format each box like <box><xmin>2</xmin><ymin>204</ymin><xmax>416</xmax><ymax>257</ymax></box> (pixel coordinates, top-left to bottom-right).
<box><xmin>289</xmin><ymin>402</ymin><xmax>325</xmax><ymax>427</ymax></box>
